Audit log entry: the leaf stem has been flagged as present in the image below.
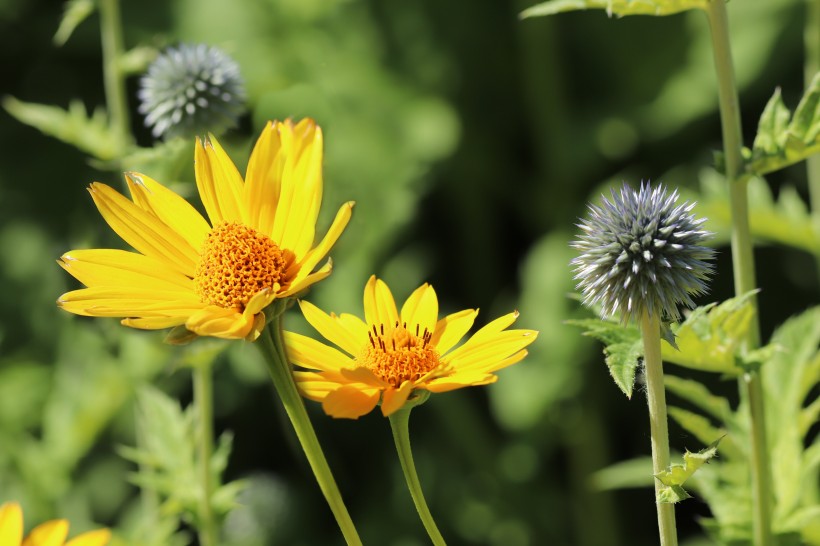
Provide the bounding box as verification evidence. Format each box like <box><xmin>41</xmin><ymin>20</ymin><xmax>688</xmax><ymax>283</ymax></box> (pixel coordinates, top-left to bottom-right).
<box><xmin>705</xmin><ymin>2</ymin><xmax>773</xmax><ymax>544</ymax></box>
<box><xmin>640</xmin><ymin>311</ymin><xmax>678</xmax><ymax>546</ymax></box>
<box><xmin>193</xmin><ymin>363</ymin><xmax>218</xmax><ymax>546</ymax></box>
<box><xmin>388</xmin><ymin>406</ymin><xmax>447</xmax><ymax>546</ymax></box>
<box><xmin>259</xmin><ymin>315</ymin><xmax>362</xmax><ymax>546</ymax></box>
<box><xmin>98</xmin><ymin>0</ymin><xmax>132</xmax><ymax>156</ymax></box>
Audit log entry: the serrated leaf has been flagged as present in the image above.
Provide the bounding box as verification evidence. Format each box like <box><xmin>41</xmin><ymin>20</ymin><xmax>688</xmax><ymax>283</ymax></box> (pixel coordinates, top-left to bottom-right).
<box><xmin>568</xmin><ymin>318</ymin><xmax>642</xmax><ymax>398</ymax></box>
<box><xmin>3</xmin><ymin>97</ymin><xmax>125</xmax><ymax>160</ymax></box>
<box><xmin>661</xmin><ymin>293</ymin><xmax>758</xmax><ymax>375</ymax></box>
<box><xmin>656</xmin><ymin>439</ymin><xmax>720</xmax><ymax>504</ymax></box>
<box><xmin>749</xmin><ymin>72</ymin><xmax>820</xmax><ymax>176</ymax></box>
<box><xmin>53</xmin><ymin>0</ymin><xmax>95</xmax><ymax>46</ymax></box>
<box><xmin>667</xmin><ymin>407</ymin><xmax>740</xmax><ymax>460</ymax></box>
<box><xmin>664</xmin><ymin>375</ymin><xmax>732</xmax><ymax>423</ymax></box>
<box><xmin>520</xmin><ymin>0</ymin><xmax>707</xmax><ymax>19</ymax></box>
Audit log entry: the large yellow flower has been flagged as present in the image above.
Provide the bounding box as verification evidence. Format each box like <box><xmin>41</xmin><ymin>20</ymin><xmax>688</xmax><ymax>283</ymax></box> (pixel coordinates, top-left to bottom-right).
<box><xmin>0</xmin><ymin>502</ymin><xmax>110</xmax><ymax>546</ymax></box>
<box><xmin>58</xmin><ymin>119</ymin><xmax>353</xmax><ymax>340</ymax></box>
<box><xmin>287</xmin><ymin>276</ymin><xmax>538</xmax><ymax>418</ymax></box>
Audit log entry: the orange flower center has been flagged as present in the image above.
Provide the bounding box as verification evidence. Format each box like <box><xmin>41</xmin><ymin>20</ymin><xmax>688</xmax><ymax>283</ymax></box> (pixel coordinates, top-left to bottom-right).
<box><xmin>194</xmin><ymin>222</ymin><xmax>286</xmax><ymax>309</ymax></box>
<box><xmin>359</xmin><ymin>322</ymin><xmax>441</xmax><ymax>388</ymax></box>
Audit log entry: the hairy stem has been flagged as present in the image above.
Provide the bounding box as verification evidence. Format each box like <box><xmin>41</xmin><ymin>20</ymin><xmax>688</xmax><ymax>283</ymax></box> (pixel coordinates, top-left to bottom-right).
<box><xmin>193</xmin><ymin>364</ymin><xmax>217</xmax><ymax>546</ymax></box>
<box><xmin>98</xmin><ymin>0</ymin><xmax>132</xmax><ymax>156</ymax></box>
<box><xmin>389</xmin><ymin>405</ymin><xmax>447</xmax><ymax>546</ymax></box>
<box><xmin>705</xmin><ymin>2</ymin><xmax>773</xmax><ymax>544</ymax></box>
<box><xmin>641</xmin><ymin>312</ymin><xmax>678</xmax><ymax>546</ymax></box>
<box><xmin>259</xmin><ymin>316</ymin><xmax>362</xmax><ymax>546</ymax></box>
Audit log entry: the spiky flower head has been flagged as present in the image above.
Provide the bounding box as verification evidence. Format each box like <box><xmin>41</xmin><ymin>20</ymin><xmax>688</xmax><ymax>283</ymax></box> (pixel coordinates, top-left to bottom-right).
<box><xmin>139</xmin><ymin>43</ymin><xmax>246</xmax><ymax>140</ymax></box>
<box><xmin>571</xmin><ymin>182</ymin><xmax>714</xmax><ymax>323</ymax></box>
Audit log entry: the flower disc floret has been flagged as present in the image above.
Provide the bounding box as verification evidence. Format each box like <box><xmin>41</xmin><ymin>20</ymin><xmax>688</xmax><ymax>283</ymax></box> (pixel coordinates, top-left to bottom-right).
<box><xmin>361</xmin><ymin>323</ymin><xmax>439</xmax><ymax>388</ymax></box>
<box><xmin>194</xmin><ymin>222</ymin><xmax>287</xmax><ymax>309</ymax></box>
<box><xmin>571</xmin><ymin>182</ymin><xmax>715</xmax><ymax>322</ymax></box>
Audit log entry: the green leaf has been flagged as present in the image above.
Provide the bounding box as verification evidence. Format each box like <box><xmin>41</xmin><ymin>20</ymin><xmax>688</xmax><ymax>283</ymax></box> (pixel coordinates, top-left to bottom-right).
<box><xmin>661</xmin><ymin>293</ymin><xmax>758</xmax><ymax>375</ymax></box>
<box><xmin>520</xmin><ymin>0</ymin><xmax>707</xmax><ymax>19</ymax></box>
<box><xmin>589</xmin><ymin>457</ymin><xmax>654</xmax><ymax>491</ymax></box>
<box><xmin>656</xmin><ymin>439</ymin><xmax>720</xmax><ymax>504</ymax></box>
<box><xmin>664</xmin><ymin>375</ymin><xmax>732</xmax><ymax>423</ymax></box>
<box><xmin>748</xmin><ymin>72</ymin><xmax>820</xmax><ymax>176</ymax></box>
<box><xmin>567</xmin><ymin>318</ymin><xmax>642</xmax><ymax>398</ymax></box>
<box><xmin>3</xmin><ymin>97</ymin><xmax>125</xmax><ymax>161</ymax></box>
<box><xmin>53</xmin><ymin>0</ymin><xmax>95</xmax><ymax>46</ymax></box>
<box><xmin>693</xmin><ymin>171</ymin><xmax>820</xmax><ymax>256</ymax></box>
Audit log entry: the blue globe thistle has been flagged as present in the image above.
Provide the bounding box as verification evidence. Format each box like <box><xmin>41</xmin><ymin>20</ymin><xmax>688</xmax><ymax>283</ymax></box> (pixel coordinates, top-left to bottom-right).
<box><xmin>139</xmin><ymin>44</ymin><xmax>246</xmax><ymax>140</ymax></box>
<box><xmin>571</xmin><ymin>182</ymin><xmax>715</xmax><ymax>323</ymax></box>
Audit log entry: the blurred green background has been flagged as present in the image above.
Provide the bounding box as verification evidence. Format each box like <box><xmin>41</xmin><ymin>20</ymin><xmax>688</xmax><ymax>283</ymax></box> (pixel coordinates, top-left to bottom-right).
<box><xmin>0</xmin><ymin>0</ymin><xmax>815</xmax><ymax>544</ymax></box>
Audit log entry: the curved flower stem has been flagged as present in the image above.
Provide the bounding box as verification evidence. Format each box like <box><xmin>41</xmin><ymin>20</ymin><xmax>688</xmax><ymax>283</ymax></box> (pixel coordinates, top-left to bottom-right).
<box><xmin>98</xmin><ymin>0</ymin><xmax>132</xmax><ymax>156</ymax></box>
<box><xmin>259</xmin><ymin>315</ymin><xmax>362</xmax><ymax>546</ymax></box>
<box><xmin>705</xmin><ymin>3</ymin><xmax>773</xmax><ymax>545</ymax></box>
<box><xmin>388</xmin><ymin>405</ymin><xmax>447</xmax><ymax>546</ymax></box>
<box><xmin>193</xmin><ymin>363</ymin><xmax>218</xmax><ymax>546</ymax></box>
<box><xmin>640</xmin><ymin>312</ymin><xmax>678</xmax><ymax>546</ymax></box>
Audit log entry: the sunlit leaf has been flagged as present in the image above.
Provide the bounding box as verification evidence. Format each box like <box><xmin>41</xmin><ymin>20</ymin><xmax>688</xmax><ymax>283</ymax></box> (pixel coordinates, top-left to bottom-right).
<box><xmin>3</xmin><ymin>97</ymin><xmax>125</xmax><ymax>161</ymax></box>
<box><xmin>53</xmin><ymin>0</ymin><xmax>95</xmax><ymax>46</ymax></box>
<box><xmin>662</xmin><ymin>292</ymin><xmax>759</xmax><ymax>375</ymax></box>
<box><xmin>748</xmin><ymin>72</ymin><xmax>820</xmax><ymax>176</ymax></box>
<box><xmin>520</xmin><ymin>0</ymin><xmax>707</xmax><ymax>19</ymax></box>
<box><xmin>656</xmin><ymin>439</ymin><xmax>720</xmax><ymax>504</ymax></box>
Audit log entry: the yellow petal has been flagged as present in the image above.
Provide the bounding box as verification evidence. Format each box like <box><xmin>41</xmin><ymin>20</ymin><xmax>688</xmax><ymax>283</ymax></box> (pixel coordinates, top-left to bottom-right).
<box><xmin>279</xmin><ymin>259</ymin><xmax>333</xmax><ymax>298</ymax></box>
<box><xmin>58</xmin><ymin>287</ymin><xmax>203</xmax><ymax>318</ymax></box>
<box><xmin>399</xmin><ymin>283</ymin><xmax>438</xmax><ymax>337</ymax></box>
<box><xmin>186</xmin><ymin>306</ymin><xmax>255</xmax><ymax>340</ymax></box>
<box><xmin>22</xmin><ymin>520</ymin><xmax>68</xmax><ymax>546</ymax></box>
<box><xmin>59</xmin><ymin>250</ymin><xmax>194</xmax><ymax>292</ymax></box>
<box><xmin>380</xmin><ymin>381</ymin><xmax>415</xmax><ymax>416</ymax></box>
<box><xmin>322</xmin><ymin>385</ymin><xmax>380</xmax><ymax>419</ymax></box>
<box><xmin>194</xmin><ymin>136</ymin><xmax>245</xmax><ymax>225</ymax></box>
<box><xmin>363</xmin><ymin>276</ymin><xmax>399</xmax><ymax>331</ymax></box>
<box><xmin>294</xmin><ymin>371</ymin><xmax>343</xmax><ymax>401</ymax></box>
<box><xmin>284</xmin><ymin>331</ymin><xmax>354</xmax><ymax>372</ymax></box>
<box><xmin>65</xmin><ymin>529</ymin><xmax>111</xmax><ymax>546</ymax></box>
<box><xmin>276</xmin><ymin>122</ymin><xmax>324</xmax><ymax>258</ymax></box>
<box><xmin>243</xmin><ymin>121</ymin><xmax>282</xmax><ymax>234</ymax></box>
<box><xmin>88</xmin><ymin>183</ymin><xmax>198</xmax><ymax>276</ymax></box>
<box><xmin>121</xmin><ymin>316</ymin><xmax>189</xmax><ymax>330</ymax></box>
<box><xmin>125</xmin><ymin>172</ymin><xmax>211</xmax><ymax>251</ymax></box>
<box><xmin>0</xmin><ymin>502</ymin><xmax>23</xmax><ymax>546</ymax></box>
<box><xmin>430</xmin><ymin>309</ymin><xmax>478</xmax><ymax>355</ymax></box>
<box><xmin>293</xmin><ymin>202</ymin><xmax>353</xmax><ymax>279</ymax></box>
<box><xmin>297</xmin><ymin>300</ymin><xmax>362</xmax><ymax>356</ymax></box>
<box><xmin>424</xmin><ymin>372</ymin><xmax>498</xmax><ymax>393</ymax></box>
<box><xmin>445</xmin><ymin>330</ymin><xmax>537</xmax><ymax>372</ymax></box>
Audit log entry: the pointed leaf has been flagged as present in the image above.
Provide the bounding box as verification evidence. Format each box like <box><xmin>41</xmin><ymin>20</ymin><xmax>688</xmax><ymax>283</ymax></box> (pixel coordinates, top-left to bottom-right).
<box><xmin>656</xmin><ymin>439</ymin><xmax>720</xmax><ymax>504</ymax></box>
<box><xmin>521</xmin><ymin>0</ymin><xmax>707</xmax><ymax>19</ymax></box>
<box><xmin>53</xmin><ymin>0</ymin><xmax>95</xmax><ymax>46</ymax></box>
<box><xmin>568</xmin><ymin>318</ymin><xmax>642</xmax><ymax>398</ymax></box>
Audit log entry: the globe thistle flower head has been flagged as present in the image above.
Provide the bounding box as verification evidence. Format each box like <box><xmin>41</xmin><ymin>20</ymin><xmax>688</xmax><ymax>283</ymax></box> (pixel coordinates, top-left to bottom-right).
<box><xmin>571</xmin><ymin>182</ymin><xmax>715</xmax><ymax>323</ymax></box>
<box><xmin>139</xmin><ymin>43</ymin><xmax>246</xmax><ymax>140</ymax></box>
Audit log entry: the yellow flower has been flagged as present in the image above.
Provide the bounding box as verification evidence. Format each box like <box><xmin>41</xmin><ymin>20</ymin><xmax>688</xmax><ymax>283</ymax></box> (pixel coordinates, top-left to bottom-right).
<box><xmin>58</xmin><ymin>119</ymin><xmax>353</xmax><ymax>340</ymax></box>
<box><xmin>0</xmin><ymin>502</ymin><xmax>111</xmax><ymax>546</ymax></box>
<box><xmin>288</xmin><ymin>276</ymin><xmax>538</xmax><ymax>418</ymax></box>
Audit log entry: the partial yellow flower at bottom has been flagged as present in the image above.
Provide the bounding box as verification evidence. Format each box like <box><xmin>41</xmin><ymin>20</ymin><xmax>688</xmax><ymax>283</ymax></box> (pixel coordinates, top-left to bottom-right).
<box><xmin>288</xmin><ymin>275</ymin><xmax>538</xmax><ymax>418</ymax></box>
<box><xmin>0</xmin><ymin>502</ymin><xmax>110</xmax><ymax>546</ymax></box>
<box><xmin>58</xmin><ymin>118</ymin><xmax>353</xmax><ymax>341</ymax></box>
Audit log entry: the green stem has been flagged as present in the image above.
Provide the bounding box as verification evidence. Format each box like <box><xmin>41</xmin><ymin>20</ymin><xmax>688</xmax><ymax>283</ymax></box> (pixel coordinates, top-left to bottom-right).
<box><xmin>640</xmin><ymin>312</ymin><xmax>678</xmax><ymax>546</ymax></box>
<box><xmin>705</xmin><ymin>2</ymin><xmax>773</xmax><ymax>544</ymax></box>
<box><xmin>388</xmin><ymin>405</ymin><xmax>447</xmax><ymax>546</ymax></box>
<box><xmin>98</xmin><ymin>0</ymin><xmax>132</xmax><ymax>156</ymax></box>
<box><xmin>806</xmin><ymin>0</ymin><xmax>820</xmax><ymax>283</ymax></box>
<box><xmin>193</xmin><ymin>364</ymin><xmax>218</xmax><ymax>546</ymax></box>
<box><xmin>259</xmin><ymin>315</ymin><xmax>362</xmax><ymax>546</ymax></box>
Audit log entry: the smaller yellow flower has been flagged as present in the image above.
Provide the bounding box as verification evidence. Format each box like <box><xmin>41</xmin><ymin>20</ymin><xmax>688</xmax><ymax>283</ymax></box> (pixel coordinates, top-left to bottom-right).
<box><xmin>288</xmin><ymin>276</ymin><xmax>538</xmax><ymax>418</ymax></box>
<box><xmin>0</xmin><ymin>502</ymin><xmax>111</xmax><ymax>546</ymax></box>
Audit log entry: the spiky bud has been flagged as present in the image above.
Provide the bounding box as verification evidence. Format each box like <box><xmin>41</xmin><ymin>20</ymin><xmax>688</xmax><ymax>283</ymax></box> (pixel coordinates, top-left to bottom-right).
<box><xmin>571</xmin><ymin>182</ymin><xmax>715</xmax><ymax>323</ymax></box>
<box><xmin>138</xmin><ymin>44</ymin><xmax>246</xmax><ymax>140</ymax></box>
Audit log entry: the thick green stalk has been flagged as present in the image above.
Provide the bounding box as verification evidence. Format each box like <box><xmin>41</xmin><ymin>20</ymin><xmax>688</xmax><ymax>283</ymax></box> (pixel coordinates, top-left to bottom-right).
<box><xmin>705</xmin><ymin>2</ymin><xmax>773</xmax><ymax>544</ymax></box>
<box><xmin>640</xmin><ymin>312</ymin><xmax>678</xmax><ymax>546</ymax></box>
<box><xmin>388</xmin><ymin>405</ymin><xmax>447</xmax><ymax>546</ymax></box>
<box><xmin>193</xmin><ymin>364</ymin><xmax>218</xmax><ymax>546</ymax></box>
<box><xmin>806</xmin><ymin>0</ymin><xmax>820</xmax><ymax>282</ymax></box>
<box><xmin>98</xmin><ymin>0</ymin><xmax>132</xmax><ymax>155</ymax></box>
<box><xmin>259</xmin><ymin>316</ymin><xmax>362</xmax><ymax>546</ymax></box>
